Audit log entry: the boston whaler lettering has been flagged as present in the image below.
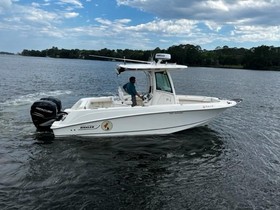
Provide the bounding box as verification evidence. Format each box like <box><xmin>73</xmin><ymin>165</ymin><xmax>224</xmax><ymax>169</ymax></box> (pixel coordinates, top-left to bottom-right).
<box><xmin>30</xmin><ymin>54</ymin><xmax>240</xmax><ymax>137</ymax></box>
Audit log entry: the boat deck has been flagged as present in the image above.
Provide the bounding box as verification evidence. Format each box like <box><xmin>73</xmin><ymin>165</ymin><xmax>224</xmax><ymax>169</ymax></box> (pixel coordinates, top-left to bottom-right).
<box><xmin>67</xmin><ymin>95</ymin><xmax>220</xmax><ymax>111</ymax></box>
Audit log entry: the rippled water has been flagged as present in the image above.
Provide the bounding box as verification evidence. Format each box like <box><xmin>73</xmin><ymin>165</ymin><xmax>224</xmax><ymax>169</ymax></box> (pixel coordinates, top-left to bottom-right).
<box><xmin>1</xmin><ymin>55</ymin><xmax>280</xmax><ymax>209</ymax></box>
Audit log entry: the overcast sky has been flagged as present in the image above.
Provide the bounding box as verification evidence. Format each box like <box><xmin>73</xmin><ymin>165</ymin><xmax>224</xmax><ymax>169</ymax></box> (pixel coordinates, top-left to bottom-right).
<box><xmin>1</xmin><ymin>0</ymin><xmax>280</xmax><ymax>53</ymax></box>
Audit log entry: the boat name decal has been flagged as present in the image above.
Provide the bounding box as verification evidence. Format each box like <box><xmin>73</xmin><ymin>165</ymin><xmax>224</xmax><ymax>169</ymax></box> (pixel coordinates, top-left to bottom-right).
<box><xmin>203</xmin><ymin>105</ymin><xmax>214</xmax><ymax>108</ymax></box>
<box><xmin>79</xmin><ymin>125</ymin><xmax>100</xmax><ymax>130</ymax></box>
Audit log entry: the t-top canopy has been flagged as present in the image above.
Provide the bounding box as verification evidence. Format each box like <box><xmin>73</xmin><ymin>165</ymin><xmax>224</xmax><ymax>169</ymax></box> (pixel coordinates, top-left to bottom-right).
<box><xmin>116</xmin><ymin>63</ymin><xmax>188</xmax><ymax>74</ymax></box>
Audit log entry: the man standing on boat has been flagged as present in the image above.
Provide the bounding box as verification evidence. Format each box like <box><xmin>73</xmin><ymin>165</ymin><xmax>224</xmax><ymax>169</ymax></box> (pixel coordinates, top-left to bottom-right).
<box><xmin>123</xmin><ymin>76</ymin><xmax>143</xmax><ymax>106</ymax></box>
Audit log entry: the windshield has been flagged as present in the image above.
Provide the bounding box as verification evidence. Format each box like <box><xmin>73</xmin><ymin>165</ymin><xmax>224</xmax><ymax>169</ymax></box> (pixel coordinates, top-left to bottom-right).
<box><xmin>155</xmin><ymin>72</ymin><xmax>172</xmax><ymax>93</ymax></box>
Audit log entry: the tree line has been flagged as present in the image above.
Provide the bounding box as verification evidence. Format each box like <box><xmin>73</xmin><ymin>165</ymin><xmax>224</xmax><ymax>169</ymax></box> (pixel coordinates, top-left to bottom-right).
<box><xmin>0</xmin><ymin>51</ymin><xmax>14</xmax><ymax>55</ymax></box>
<box><xmin>21</xmin><ymin>44</ymin><xmax>280</xmax><ymax>70</ymax></box>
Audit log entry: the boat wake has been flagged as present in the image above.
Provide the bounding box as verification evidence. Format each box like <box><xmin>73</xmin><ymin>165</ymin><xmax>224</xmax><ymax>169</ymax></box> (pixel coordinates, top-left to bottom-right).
<box><xmin>0</xmin><ymin>90</ymin><xmax>72</xmax><ymax>109</ymax></box>
<box><xmin>0</xmin><ymin>90</ymin><xmax>72</xmax><ymax>140</ymax></box>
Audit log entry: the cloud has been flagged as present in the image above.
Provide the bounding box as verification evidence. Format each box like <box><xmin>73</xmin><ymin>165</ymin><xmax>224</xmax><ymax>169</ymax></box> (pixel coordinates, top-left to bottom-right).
<box><xmin>64</xmin><ymin>12</ymin><xmax>79</xmax><ymax>18</ymax></box>
<box><xmin>113</xmin><ymin>0</ymin><xmax>280</xmax><ymax>48</ymax></box>
<box><xmin>0</xmin><ymin>0</ymin><xmax>12</xmax><ymax>8</ymax></box>
<box><xmin>127</xmin><ymin>19</ymin><xmax>197</xmax><ymax>35</ymax></box>
<box><xmin>0</xmin><ymin>0</ymin><xmax>12</xmax><ymax>13</ymax></box>
<box><xmin>0</xmin><ymin>0</ymin><xmax>83</xmax><ymax>30</ymax></box>
<box><xmin>24</xmin><ymin>7</ymin><xmax>59</xmax><ymax>25</ymax></box>
<box><xmin>95</xmin><ymin>18</ymin><xmax>112</xmax><ymax>25</ymax></box>
<box><xmin>233</xmin><ymin>25</ymin><xmax>280</xmax><ymax>43</ymax></box>
<box><xmin>117</xmin><ymin>0</ymin><xmax>280</xmax><ymax>26</ymax></box>
<box><xmin>58</xmin><ymin>0</ymin><xmax>83</xmax><ymax>9</ymax></box>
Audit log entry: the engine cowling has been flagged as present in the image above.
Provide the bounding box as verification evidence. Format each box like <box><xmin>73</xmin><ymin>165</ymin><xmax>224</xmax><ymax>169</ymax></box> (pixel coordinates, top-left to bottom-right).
<box><xmin>30</xmin><ymin>97</ymin><xmax>66</xmax><ymax>130</ymax></box>
<box><xmin>40</xmin><ymin>96</ymin><xmax>62</xmax><ymax>112</ymax></box>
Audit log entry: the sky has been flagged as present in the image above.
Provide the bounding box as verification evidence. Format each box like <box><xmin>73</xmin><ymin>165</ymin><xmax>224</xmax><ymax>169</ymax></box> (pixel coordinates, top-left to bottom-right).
<box><xmin>0</xmin><ymin>0</ymin><xmax>280</xmax><ymax>53</ymax></box>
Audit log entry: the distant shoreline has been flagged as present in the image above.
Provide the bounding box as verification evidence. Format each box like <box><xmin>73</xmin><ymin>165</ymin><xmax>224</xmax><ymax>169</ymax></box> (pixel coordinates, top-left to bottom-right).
<box><xmin>3</xmin><ymin>44</ymin><xmax>280</xmax><ymax>71</ymax></box>
<box><xmin>0</xmin><ymin>52</ymin><xmax>15</xmax><ymax>55</ymax></box>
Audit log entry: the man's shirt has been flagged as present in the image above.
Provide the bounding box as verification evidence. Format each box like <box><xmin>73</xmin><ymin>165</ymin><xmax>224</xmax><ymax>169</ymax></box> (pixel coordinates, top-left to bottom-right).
<box><xmin>123</xmin><ymin>82</ymin><xmax>137</xmax><ymax>96</ymax></box>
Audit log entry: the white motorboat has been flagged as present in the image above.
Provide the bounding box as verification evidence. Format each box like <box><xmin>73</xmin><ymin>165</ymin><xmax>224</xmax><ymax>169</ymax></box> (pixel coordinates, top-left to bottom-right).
<box><xmin>30</xmin><ymin>53</ymin><xmax>239</xmax><ymax>137</ymax></box>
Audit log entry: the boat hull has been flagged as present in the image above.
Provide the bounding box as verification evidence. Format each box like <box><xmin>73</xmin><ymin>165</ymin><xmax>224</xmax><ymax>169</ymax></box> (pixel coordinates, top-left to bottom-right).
<box><xmin>51</xmin><ymin>101</ymin><xmax>236</xmax><ymax>137</ymax></box>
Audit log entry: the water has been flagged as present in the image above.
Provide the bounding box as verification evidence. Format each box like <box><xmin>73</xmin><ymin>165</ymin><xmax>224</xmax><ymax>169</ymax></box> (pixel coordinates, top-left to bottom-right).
<box><xmin>1</xmin><ymin>55</ymin><xmax>280</xmax><ymax>209</ymax></box>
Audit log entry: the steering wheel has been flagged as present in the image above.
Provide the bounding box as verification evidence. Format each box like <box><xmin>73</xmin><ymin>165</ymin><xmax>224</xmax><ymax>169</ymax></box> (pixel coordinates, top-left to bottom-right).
<box><xmin>142</xmin><ymin>93</ymin><xmax>153</xmax><ymax>103</ymax></box>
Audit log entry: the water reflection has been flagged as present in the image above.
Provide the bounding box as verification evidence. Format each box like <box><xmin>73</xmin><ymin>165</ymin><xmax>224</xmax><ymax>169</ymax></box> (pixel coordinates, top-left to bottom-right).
<box><xmin>33</xmin><ymin>131</ymin><xmax>55</xmax><ymax>143</ymax></box>
<box><xmin>23</xmin><ymin>126</ymin><xmax>224</xmax><ymax>209</ymax></box>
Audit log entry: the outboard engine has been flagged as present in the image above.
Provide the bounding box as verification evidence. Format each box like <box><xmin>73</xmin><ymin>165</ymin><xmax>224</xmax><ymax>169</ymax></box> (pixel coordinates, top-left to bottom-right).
<box><xmin>30</xmin><ymin>97</ymin><xmax>66</xmax><ymax>131</ymax></box>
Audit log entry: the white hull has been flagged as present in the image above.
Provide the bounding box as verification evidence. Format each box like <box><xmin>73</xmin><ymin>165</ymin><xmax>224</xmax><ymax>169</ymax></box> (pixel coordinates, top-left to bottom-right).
<box><xmin>51</xmin><ymin>100</ymin><xmax>236</xmax><ymax>137</ymax></box>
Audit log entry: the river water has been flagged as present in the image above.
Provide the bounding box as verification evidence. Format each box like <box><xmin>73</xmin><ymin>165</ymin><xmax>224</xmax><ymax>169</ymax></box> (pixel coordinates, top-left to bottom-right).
<box><xmin>0</xmin><ymin>55</ymin><xmax>280</xmax><ymax>209</ymax></box>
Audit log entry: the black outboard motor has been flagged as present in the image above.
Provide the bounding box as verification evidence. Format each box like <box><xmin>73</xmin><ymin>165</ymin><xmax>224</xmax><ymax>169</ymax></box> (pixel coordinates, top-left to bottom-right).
<box><xmin>30</xmin><ymin>97</ymin><xmax>66</xmax><ymax>131</ymax></box>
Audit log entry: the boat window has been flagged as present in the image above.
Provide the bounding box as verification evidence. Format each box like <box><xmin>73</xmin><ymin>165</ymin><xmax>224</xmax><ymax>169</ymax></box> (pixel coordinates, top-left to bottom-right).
<box><xmin>155</xmin><ymin>72</ymin><xmax>172</xmax><ymax>93</ymax></box>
